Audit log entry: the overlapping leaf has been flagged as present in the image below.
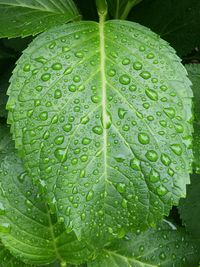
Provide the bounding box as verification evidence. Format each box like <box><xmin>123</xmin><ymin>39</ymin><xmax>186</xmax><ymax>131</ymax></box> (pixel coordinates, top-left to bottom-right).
<box><xmin>0</xmin><ymin>126</ymin><xmax>94</xmax><ymax>265</ymax></box>
<box><xmin>130</xmin><ymin>0</ymin><xmax>200</xmax><ymax>56</ymax></box>
<box><xmin>185</xmin><ymin>64</ymin><xmax>200</xmax><ymax>173</ymax></box>
<box><xmin>107</xmin><ymin>0</ymin><xmax>142</xmax><ymax>19</ymax></box>
<box><xmin>0</xmin><ymin>0</ymin><xmax>80</xmax><ymax>38</ymax></box>
<box><xmin>179</xmin><ymin>173</ymin><xmax>200</xmax><ymax>238</ymax></box>
<box><xmin>88</xmin><ymin>221</ymin><xmax>200</xmax><ymax>267</ymax></box>
<box><xmin>7</xmin><ymin>20</ymin><xmax>193</xmax><ymax>245</ymax></box>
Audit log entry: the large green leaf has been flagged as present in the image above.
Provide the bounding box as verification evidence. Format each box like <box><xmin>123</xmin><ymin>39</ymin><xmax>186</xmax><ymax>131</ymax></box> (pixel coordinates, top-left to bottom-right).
<box><xmin>107</xmin><ymin>0</ymin><xmax>142</xmax><ymax>19</ymax></box>
<box><xmin>179</xmin><ymin>173</ymin><xmax>200</xmax><ymax>238</ymax></box>
<box><xmin>130</xmin><ymin>0</ymin><xmax>200</xmax><ymax>56</ymax></box>
<box><xmin>7</xmin><ymin>20</ymin><xmax>193</xmax><ymax>245</ymax></box>
<box><xmin>88</xmin><ymin>221</ymin><xmax>200</xmax><ymax>267</ymax></box>
<box><xmin>0</xmin><ymin>126</ymin><xmax>94</xmax><ymax>265</ymax></box>
<box><xmin>0</xmin><ymin>0</ymin><xmax>80</xmax><ymax>38</ymax></box>
<box><xmin>185</xmin><ymin>64</ymin><xmax>200</xmax><ymax>173</ymax></box>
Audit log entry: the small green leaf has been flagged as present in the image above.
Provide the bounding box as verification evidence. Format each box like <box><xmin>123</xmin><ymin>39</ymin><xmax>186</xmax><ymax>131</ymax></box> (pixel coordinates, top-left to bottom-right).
<box><xmin>185</xmin><ymin>64</ymin><xmax>200</xmax><ymax>173</ymax></box>
<box><xmin>107</xmin><ymin>0</ymin><xmax>142</xmax><ymax>19</ymax></box>
<box><xmin>0</xmin><ymin>126</ymin><xmax>94</xmax><ymax>265</ymax></box>
<box><xmin>7</xmin><ymin>20</ymin><xmax>193</xmax><ymax>246</ymax></box>
<box><xmin>88</xmin><ymin>221</ymin><xmax>200</xmax><ymax>267</ymax></box>
<box><xmin>0</xmin><ymin>0</ymin><xmax>80</xmax><ymax>38</ymax></box>
<box><xmin>179</xmin><ymin>173</ymin><xmax>200</xmax><ymax>238</ymax></box>
<box><xmin>130</xmin><ymin>0</ymin><xmax>200</xmax><ymax>56</ymax></box>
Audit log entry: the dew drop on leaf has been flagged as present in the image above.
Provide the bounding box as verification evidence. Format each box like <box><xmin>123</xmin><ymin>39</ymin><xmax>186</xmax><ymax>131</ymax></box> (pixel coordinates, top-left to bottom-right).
<box><xmin>138</xmin><ymin>132</ymin><xmax>150</xmax><ymax>145</ymax></box>
<box><xmin>119</xmin><ymin>74</ymin><xmax>131</xmax><ymax>85</ymax></box>
<box><xmin>145</xmin><ymin>150</ymin><xmax>158</xmax><ymax>162</ymax></box>
<box><xmin>54</xmin><ymin>148</ymin><xmax>67</xmax><ymax>163</ymax></box>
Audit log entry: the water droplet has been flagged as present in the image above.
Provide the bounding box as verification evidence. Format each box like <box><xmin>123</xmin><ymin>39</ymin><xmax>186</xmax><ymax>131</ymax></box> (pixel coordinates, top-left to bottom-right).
<box><xmin>121</xmin><ymin>199</ymin><xmax>127</xmax><ymax>208</ymax></box>
<box><xmin>157</xmin><ymin>185</ymin><xmax>167</xmax><ymax>196</ymax></box>
<box><xmin>39</xmin><ymin>111</ymin><xmax>48</xmax><ymax>121</ymax></box>
<box><xmin>23</xmin><ymin>64</ymin><xmax>30</xmax><ymax>72</ymax></box>
<box><xmin>92</xmin><ymin>126</ymin><xmax>103</xmax><ymax>135</ymax></box>
<box><xmin>75</xmin><ymin>51</ymin><xmax>84</xmax><ymax>58</ymax></box>
<box><xmin>35</xmin><ymin>85</ymin><xmax>43</xmax><ymax>92</ymax></box>
<box><xmin>170</xmin><ymin>144</ymin><xmax>183</xmax><ymax>156</ymax></box>
<box><xmin>164</xmin><ymin>107</ymin><xmax>175</xmax><ymax>119</ymax></box>
<box><xmin>82</xmin><ymin>138</ymin><xmax>91</xmax><ymax>145</ymax></box>
<box><xmin>43</xmin><ymin>130</ymin><xmax>50</xmax><ymax>140</ymax></box>
<box><xmin>27</xmin><ymin>109</ymin><xmax>33</xmax><ymax>118</ymax></box>
<box><xmin>117</xmin><ymin>183</ymin><xmax>126</xmax><ymax>193</ymax></box>
<box><xmin>122</xmin><ymin>124</ymin><xmax>130</xmax><ymax>131</ymax></box>
<box><xmin>114</xmin><ymin>154</ymin><xmax>126</xmax><ymax>162</ymax></box>
<box><xmin>122</xmin><ymin>58</ymin><xmax>130</xmax><ymax>65</ymax></box>
<box><xmin>80</xmin><ymin>116</ymin><xmax>89</xmax><ymax>124</ymax></box>
<box><xmin>174</xmin><ymin>123</ymin><xmax>184</xmax><ymax>133</ymax></box>
<box><xmin>108</xmin><ymin>69</ymin><xmax>116</xmax><ymax>77</ymax></box>
<box><xmin>149</xmin><ymin>169</ymin><xmax>160</xmax><ymax>183</ymax></box>
<box><xmin>86</xmin><ymin>190</ymin><xmax>94</xmax><ymax>201</ymax></box>
<box><xmin>52</xmin><ymin>63</ymin><xmax>62</xmax><ymax>70</ymax></box>
<box><xmin>41</xmin><ymin>73</ymin><xmax>51</xmax><ymax>82</ymax></box>
<box><xmin>145</xmin><ymin>88</ymin><xmax>158</xmax><ymax>101</ymax></box>
<box><xmin>64</xmin><ymin>67</ymin><xmax>73</xmax><ymax>75</ymax></box>
<box><xmin>129</xmin><ymin>85</ymin><xmax>137</xmax><ymax>92</ymax></box>
<box><xmin>161</xmin><ymin>154</ymin><xmax>171</xmax><ymax>166</ymax></box>
<box><xmin>35</xmin><ymin>56</ymin><xmax>47</xmax><ymax>64</ymax></box>
<box><xmin>119</xmin><ymin>74</ymin><xmax>130</xmax><ymax>85</ymax></box>
<box><xmin>54</xmin><ymin>148</ymin><xmax>67</xmax><ymax>163</ymax></box>
<box><xmin>133</xmin><ymin>61</ymin><xmax>142</xmax><ymax>70</ymax></box>
<box><xmin>55</xmin><ymin>136</ymin><xmax>64</xmax><ymax>145</ymax></box>
<box><xmin>145</xmin><ymin>150</ymin><xmax>158</xmax><ymax>162</ymax></box>
<box><xmin>81</xmin><ymin>213</ymin><xmax>86</xmax><ymax>221</ymax></box>
<box><xmin>138</xmin><ymin>132</ymin><xmax>150</xmax><ymax>145</ymax></box>
<box><xmin>91</xmin><ymin>95</ymin><xmax>100</xmax><ymax>103</ymax></box>
<box><xmin>80</xmin><ymin>155</ymin><xmax>88</xmax><ymax>162</ymax></box>
<box><xmin>160</xmin><ymin>85</ymin><xmax>168</xmax><ymax>91</ymax></box>
<box><xmin>54</xmin><ymin>89</ymin><xmax>62</xmax><ymax>99</ymax></box>
<box><xmin>63</xmin><ymin>124</ymin><xmax>72</xmax><ymax>132</ymax></box>
<box><xmin>130</xmin><ymin>158</ymin><xmax>140</xmax><ymax>170</ymax></box>
<box><xmin>140</xmin><ymin>71</ymin><xmax>151</xmax><ymax>79</ymax></box>
<box><xmin>118</xmin><ymin>108</ymin><xmax>127</xmax><ymax>119</ymax></box>
<box><xmin>159</xmin><ymin>252</ymin><xmax>166</xmax><ymax>260</ymax></box>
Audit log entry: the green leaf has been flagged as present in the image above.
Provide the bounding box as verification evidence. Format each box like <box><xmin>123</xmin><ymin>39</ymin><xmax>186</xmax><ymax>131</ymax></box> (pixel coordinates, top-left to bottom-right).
<box><xmin>88</xmin><ymin>221</ymin><xmax>200</xmax><ymax>267</ymax></box>
<box><xmin>7</xmin><ymin>20</ymin><xmax>193</xmax><ymax>246</ymax></box>
<box><xmin>107</xmin><ymin>0</ymin><xmax>142</xmax><ymax>19</ymax></box>
<box><xmin>179</xmin><ymin>173</ymin><xmax>200</xmax><ymax>238</ymax></box>
<box><xmin>0</xmin><ymin>126</ymin><xmax>94</xmax><ymax>265</ymax></box>
<box><xmin>0</xmin><ymin>242</ymin><xmax>34</xmax><ymax>266</ymax></box>
<box><xmin>0</xmin><ymin>124</ymin><xmax>13</xmax><ymax>158</ymax></box>
<box><xmin>130</xmin><ymin>0</ymin><xmax>200</xmax><ymax>56</ymax></box>
<box><xmin>0</xmin><ymin>0</ymin><xmax>80</xmax><ymax>38</ymax></box>
<box><xmin>185</xmin><ymin>64</ymin><xmax>200</xmax><ymax>173</ymax></box>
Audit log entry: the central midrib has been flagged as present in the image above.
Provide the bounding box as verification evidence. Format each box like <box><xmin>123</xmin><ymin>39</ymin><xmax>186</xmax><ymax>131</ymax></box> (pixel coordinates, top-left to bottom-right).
<box><xmin>99</xmin><ymin>17</ymin><xmax>107</xmax><ymax>180</ymax></box>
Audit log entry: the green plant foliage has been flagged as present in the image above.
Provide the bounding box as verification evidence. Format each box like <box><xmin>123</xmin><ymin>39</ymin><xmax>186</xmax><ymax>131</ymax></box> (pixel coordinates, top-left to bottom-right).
<box><xmin>185</xmin><ymin>64</ymin><xmax>200</xmax><ymax>173</ymax></box>
<box><xmin>88</xmin><ymin>221</ymin><xmax>200</xmax><ymax>267</ymax></box>
<box><xmin>179</xmin><ymin>173</ymin><xmax>200</xmax><ymax>238</ymax></box>
<box><xmin>0</xmin><ymin>0</ymin><xmax>80</xmax><ymax>38</ymax></box>
<box><xmin>7</xmin><ymin>19</ymin><xmax>193</xmax><ymax>246</ymax></box>
<box><xmin>107</xmin><ymin>0</ymin><xmax>142</xmax><ymax>19</ymax></box>
<box><xmin>0</xmin><ymin>126</ymin><xmax>95</xmax><ymax>265</ymax></box>
<box><xmin>130</xmin><ymin>0</ymin><xmax>200</xmax><ymax>56</ymax></box>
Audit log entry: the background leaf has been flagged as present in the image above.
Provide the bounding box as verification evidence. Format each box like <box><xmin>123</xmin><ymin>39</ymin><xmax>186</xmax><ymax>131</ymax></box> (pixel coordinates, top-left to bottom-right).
<box><xmin>7</xmin><ymin>20</ymin><xmax>193</xmax><ymax>246</ymax></box>
<box><xmin>0</xmin><ymin>0</ymin><xmax>80</xmax><ymax>38</ymax></box>
<box><xmin>88</xmin><ymin>221</ymin><xmax>200</xmax><ymax>267</ymax></box>
<box><xmin>107</xmin><ymin>0</ymin><xmax>142</xmax><ymax>19</ymax></box>
<box><xmin>129</xmin><ymin>0</ymin><xmax>200</xmax><ymax>56</ymax></box>
<box><xmin>185</xmin><ymin>64</ymin><xmax>200</xmax><ymax>173</ymax></box>
<box><xmin>179</xmin><ymin>173</ymin><xmax>200</xmax><ymax>238</ymax></box>
<box><xmin>0</xmin><ymin>125</ymin><xmax>95</xmax><ymax>265</ymax></box>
